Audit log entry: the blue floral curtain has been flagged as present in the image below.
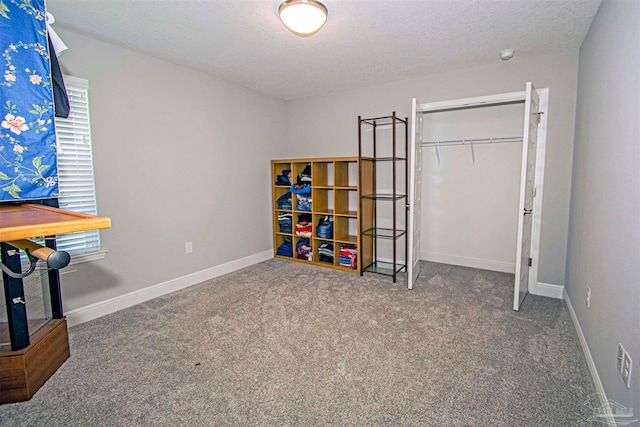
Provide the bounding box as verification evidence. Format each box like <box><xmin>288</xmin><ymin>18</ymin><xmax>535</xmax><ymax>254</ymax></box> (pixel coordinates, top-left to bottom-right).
<box><xmin>0</xmin><ymin>0</ymin><xmax>58</xmax><ymax>200</ymax></box>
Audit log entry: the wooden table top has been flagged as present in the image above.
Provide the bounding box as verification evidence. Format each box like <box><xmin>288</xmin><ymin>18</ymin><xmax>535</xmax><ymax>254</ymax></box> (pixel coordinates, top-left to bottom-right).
<box><xmin>0</xmin><ymin>204</ymin><xmax>111</xmax><ymax>241</ymax></box>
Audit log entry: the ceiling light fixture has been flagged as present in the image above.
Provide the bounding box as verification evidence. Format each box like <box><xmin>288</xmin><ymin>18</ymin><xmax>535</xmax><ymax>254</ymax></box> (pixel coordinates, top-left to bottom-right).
<box><xmin>500</xmin><ymin>49</ymin><xmax>515</xmax><ymax>61</ymax></box>
<box><xmin>279</xmin><ymin>0</ymin><xmax>328</xmax><ymax>37</ymax></box>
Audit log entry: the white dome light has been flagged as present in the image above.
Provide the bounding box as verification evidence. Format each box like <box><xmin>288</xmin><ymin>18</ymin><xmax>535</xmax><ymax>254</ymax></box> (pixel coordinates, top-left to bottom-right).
<box><xmin>500</xmin><ymin>49</ymin><xmax>515</xmax><ymax>61</ymax></box>
<box><xmin>279</xmin><ymin>0</ymin><xmax>328</xmax><ymax>37</ymax></box>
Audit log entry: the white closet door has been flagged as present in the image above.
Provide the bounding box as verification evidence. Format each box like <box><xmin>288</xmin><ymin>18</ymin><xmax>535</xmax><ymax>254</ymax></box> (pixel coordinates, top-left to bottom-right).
<box><xmin>408</xmin><ymin>98</ymin><xmax>423</xmax><ymax>289</ymax></box>
<box><xmin>513</xmin><ymin>82</ymin><xmax>540</xmax><ymax>310</ymax></box>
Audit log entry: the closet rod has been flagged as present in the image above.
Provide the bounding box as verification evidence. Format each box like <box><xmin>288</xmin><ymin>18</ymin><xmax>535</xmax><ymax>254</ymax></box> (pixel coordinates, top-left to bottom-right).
<box><xmin>421</xmin><ymin>136</ymin><xmax>523</xmax><ymax>146</ymax></box>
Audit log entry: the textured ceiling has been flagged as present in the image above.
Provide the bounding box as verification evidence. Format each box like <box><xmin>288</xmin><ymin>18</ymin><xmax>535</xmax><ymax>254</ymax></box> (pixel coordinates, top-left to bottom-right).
<box><xmin>47</xmin><ymin>0</ymin><xmax>602</xmax><ymax>100</ymax></box>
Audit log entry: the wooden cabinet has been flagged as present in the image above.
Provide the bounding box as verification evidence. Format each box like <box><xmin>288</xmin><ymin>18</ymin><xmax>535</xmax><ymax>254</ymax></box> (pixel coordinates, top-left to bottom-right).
<box><xmin>0</xmin><ymin>203</ymin><xmax>111</xmax><ymax>403</ymax></box>
<box><xmin>271</xmin><ymin>157</ymin><xmax>361</xmax><ymax>273</ymax></box>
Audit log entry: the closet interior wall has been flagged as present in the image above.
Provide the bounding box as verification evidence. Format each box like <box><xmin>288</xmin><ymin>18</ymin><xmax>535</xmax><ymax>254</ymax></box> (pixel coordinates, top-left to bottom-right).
<box><xmin>420</xmin><ymin>102</ymin><xmax>525</xmax><ymax>273</ymax></box>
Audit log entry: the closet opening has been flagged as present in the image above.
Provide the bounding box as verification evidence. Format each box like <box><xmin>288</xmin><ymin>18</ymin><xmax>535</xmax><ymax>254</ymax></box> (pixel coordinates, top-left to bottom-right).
<box><xmin>408</xmin><ymin>85</ymin><xmax>549</xmax><ymax>310</ymax></box>
<box><xmin>420</xmin><ymin>101</ymin><xmax>525</xmax><ymax>274</ymax></box>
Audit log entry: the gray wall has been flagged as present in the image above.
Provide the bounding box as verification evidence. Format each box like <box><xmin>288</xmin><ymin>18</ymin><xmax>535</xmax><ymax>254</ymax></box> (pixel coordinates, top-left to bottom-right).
<box><xmin>567</xmin><ymin>0</ymin><xmax>639</xmax><ymax>408</ymax></box>
<box><xmin>55</xmin><ymin>29</ymin><xmax>287</xmax><ymax>311</ymax></box>
<box><xmin>286</xmin><ymin>51</ymin><xmax>580</xmax><ymax>286</ymax></box>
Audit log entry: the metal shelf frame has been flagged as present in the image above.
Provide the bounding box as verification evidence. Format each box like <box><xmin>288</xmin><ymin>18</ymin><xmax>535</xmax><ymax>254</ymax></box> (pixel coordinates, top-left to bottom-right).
<box><xmin>358</xmin><ymin>112</ymin><xmax>409</xmax><ymax>283</ymax></box>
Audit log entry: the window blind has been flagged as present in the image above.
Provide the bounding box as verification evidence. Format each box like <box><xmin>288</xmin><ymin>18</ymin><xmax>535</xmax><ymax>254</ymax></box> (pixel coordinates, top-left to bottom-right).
<box><xmin>54</xmin><ymin>76</ymin><xmax>101</xmax><ymax>255</ymax></box>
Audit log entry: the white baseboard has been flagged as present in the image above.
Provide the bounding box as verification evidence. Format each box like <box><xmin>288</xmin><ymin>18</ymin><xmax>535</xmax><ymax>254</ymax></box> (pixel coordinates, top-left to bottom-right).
<box><xmin>421</xmin><ymin>251</ymin><xmax>515</xmax><ymax>274</ymax></box>
<box><xmin>533</xmin><ymin>282</ymin><xmax>565</xmax><ymax>299</ymax></box>
<box><xmin>565</xmin><ymin>294</ymin><xmax>615</xmax><ymax>426</ymax></box>
<box><xmin>65</xmin><ymin>249</ymin><xmax>273</xmax><ymax>328</ymax></box>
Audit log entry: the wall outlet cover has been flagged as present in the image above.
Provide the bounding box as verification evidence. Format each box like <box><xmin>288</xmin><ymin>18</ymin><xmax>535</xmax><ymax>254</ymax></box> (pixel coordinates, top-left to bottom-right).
<box><xmin>618</xmin><ymin>343</ymin><xmax>626</xmax><ymax>373</ymax></box>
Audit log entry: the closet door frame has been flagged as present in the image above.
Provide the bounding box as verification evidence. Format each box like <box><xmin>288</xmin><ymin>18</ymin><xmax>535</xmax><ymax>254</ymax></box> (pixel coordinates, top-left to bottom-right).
<box><xmin>413</xmin><ymin>86</ymin><xmax>549</xmax><ymax>297</ymax></box>
<box><xmin>408</xmin><ymin>98</ymin><xmax>423</xmax><ymax>290</ymax></box>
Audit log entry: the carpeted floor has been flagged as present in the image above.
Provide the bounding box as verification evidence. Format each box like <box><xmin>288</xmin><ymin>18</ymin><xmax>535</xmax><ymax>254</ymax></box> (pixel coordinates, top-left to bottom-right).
<box><xmin>0</xmin><ymin>260</ymin><xmax>596</xmax><ymax>426</ymax></box>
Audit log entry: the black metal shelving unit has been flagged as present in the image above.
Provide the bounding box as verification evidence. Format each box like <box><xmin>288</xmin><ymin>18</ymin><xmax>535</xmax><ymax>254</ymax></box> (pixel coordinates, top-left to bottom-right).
<box><xmin>358</xmin><ymin>112</ymin><xmax>408</xmax><ymax>283</ymax></box>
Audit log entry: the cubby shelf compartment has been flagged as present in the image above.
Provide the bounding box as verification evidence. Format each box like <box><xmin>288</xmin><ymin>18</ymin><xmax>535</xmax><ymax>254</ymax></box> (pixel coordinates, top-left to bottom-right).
<box><xmin>272</xmin><ymin>157</ymin><xmax>360</xmax><ymax>273</ymax></box>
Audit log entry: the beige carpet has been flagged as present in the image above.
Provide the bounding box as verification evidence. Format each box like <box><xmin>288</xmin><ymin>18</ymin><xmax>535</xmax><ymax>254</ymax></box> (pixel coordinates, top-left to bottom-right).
<box><xmin>0</xmin><ymin>259</ymin><xmax>596</xmax><ymax>426</ymax></box>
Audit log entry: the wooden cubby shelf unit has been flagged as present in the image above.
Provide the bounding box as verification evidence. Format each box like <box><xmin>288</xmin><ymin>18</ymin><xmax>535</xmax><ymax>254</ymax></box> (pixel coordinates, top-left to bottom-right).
<box><xmin>272</xmin><ymin>157</ymin><xmax>361</xmax><ymax>273</ymax></box>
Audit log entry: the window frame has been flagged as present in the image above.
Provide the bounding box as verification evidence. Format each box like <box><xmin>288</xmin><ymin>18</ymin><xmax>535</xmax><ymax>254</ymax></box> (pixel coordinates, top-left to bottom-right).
<box><xmin>54</xmin><ymin>76</ymin><xmax>105</xmax><ymax>265</ymax></box>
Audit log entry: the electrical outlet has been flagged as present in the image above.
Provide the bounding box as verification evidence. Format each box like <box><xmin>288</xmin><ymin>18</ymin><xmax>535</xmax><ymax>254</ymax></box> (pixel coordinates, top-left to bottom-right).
<box><xmin>618</xmin><ymin>344</ymin><xmax>626</xmax><ymax>373</ymax></box>
<box><xmin>622</xmin><ymin>351</ymin><xmax>632</xmax><ymax>389</ymax></box>
<box><xmin>185</xmin><ymin>241</ymin><xmax>193</xmax><ymax>254</ymax></box>
<box><xmin>586</xmin><ymin>286</ymin><xmax>591</xmax><ymax>307</ymax></box>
